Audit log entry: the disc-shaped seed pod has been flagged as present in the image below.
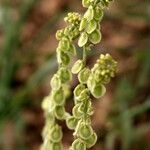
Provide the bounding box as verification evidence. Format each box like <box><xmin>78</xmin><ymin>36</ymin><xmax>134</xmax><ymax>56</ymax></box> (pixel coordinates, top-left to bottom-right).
<box><xmin>50</xmin><ymin>74</ymin><xmax>61</xmax><ymax>91</ymax></box>
<box><xmin>78</xmin><ymin>67</ymin><xmax>91</xmax><ymax>84</ymax></box>
<box><xmin>89</xmin><ymin>29</ymin><xmax>102</xmax><ymax>44</ymax></box>
<box><xmin>57</xmin><ymin>51</ymin><xmax>70</xmax><ymax>66</ymax></box>
<box><xmin>58</xmin><ymin>67</ymin><xmax>72</xmax><ymax>83</ymax></box>
<box><xmin>72</xmin><ymin>104</ymin><xmax>83</xmax><ymax>119</ymax></box>
<box><xmin>71</xmin><ymin>60</ymin><xmax>84</xmax><ymax>74</ymax></box>
<box><xmin>79</xmin><ymin>18</ymin><xmax>88</xmax><ymax>31</ymax></box>
<box><xmin>71</xmin><ymin>139</ymin><xmax>86</xmax><ymax>150</ymax></box>
<box><xmin>85</xmin><ymin>132</ymin><xmax>97</xmax><ymax>148</ymax></box>
<box><xmin>55</xmin><ymin>106</ymin><xmax>65</xmax><ymax>120</ymax></box>
<box><xmin>84</xmin><ymin>6</ymin><xmax>94</xmax><ymax>21</ymax></box>
<box><xmin>91</xmin><ymin>83</ymin><xmax>106</xmax><ymax>98</ymax></box>
<box><xmin>74</xmin><ymin>84</ymin><xmax>86</xmax><ymax>98</ymax></box>
<box><xmin>50</xmin><ymin>125</ymin><xmax>63</xmax><ymax>142</ymax></box>
<box><xmin>86</xmin><ymin>19</ymin><xmax>97</xmax><ymax>34</ymax></box>
<box><xmin>51</xmin><ymin>142</ymin><xmax>63</xmax><ymax>150</ymax></box>
<box><xmin>68</xmin><ymin>44</ymin><xmax>76</xmax><ymax>55</ymax></box>
<box><xmin>78</xmin><ymin>123</ymin><xmax>93</xmax><ymax>140</ymax></box>
<box><xmin>78</xmin><ymin>32</ymin><xmax>88</xmax><ymax>47</ymax></box>
<box><xmin>94</xmin><ymin>6</ymin><xmax>104</xmax><ymax>21</ymax></box>
<box><xmin>78</xmin><ymin>89</ymin><xmax>90</xmax><ymax>101</ymax></box>
<box><xmin>82</xmin><ymin>0</ymin><xmax>91</xmax><ymax>8</ymax></box>
<box><xmin>66</xmin><ymin>116</ymin><xmax>79</xmax><ymax>130</ymax></box>
<box><xmin>53</xmin><ymin>88</ymin><xmax>65</xmax><ymax>105</ymax></box>
<box><xmin>58</xmin><ymin>38</ymin><xmax>70</xmax><ymax>51</ymax></box>
<box><xmin>87</xmin><ymin>74</ymin><xmax>96</xmax><ymax>91</ymax></box>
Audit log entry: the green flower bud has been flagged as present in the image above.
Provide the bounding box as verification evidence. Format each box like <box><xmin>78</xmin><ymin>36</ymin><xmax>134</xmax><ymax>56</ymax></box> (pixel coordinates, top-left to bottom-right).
<box><xmin>94</xmin><ymin>6</ymin><xmax>104</xmax><ymax>21</ymax></box>
<box><xmin>84</xmin><ymin>6</ymin><xmax>94</xmax><ymax>21</ymax></box>
<box><xmin>57</xmin><ymin>51</ymin><xmax>70</xmax><ymax>66</ymax></box>
<box><xmin>53</xmin><ymin>88</ymin><xmax>65</xmax><ymax>105</ymax></box>
<box><xmin>50</xmin><ymin>74</ymin><xmax>61</xmax><ymax>91</ymax></box>
<box><xmin>91</xmin><ymin>83</ymin><xmax>106</xmax><ymax>98</ymax></box>
<box><xmin>72</xmin><ymin>104</ymin><xmax>83</xmax><ymax>119</ymax></box>
<box><xmin>74</xmin><ymin>84</ymin><xmax>86</xmax><ymax>98</ymax></box>
<box><xmin>55</xmin><ymin>106</ymin><xmax>65</xmax><ymax>120</ymax></box>
<box><xmin>85</xmin><ymin>132</ymin><xmax>97</xmax><ymax>148</ymax></box>
<box><xmin>71</xmin><ymin>60</ymin><xmax>84</xmax><ymax>74</ymax></box>
<box><xmin>82</xmin><ymin>0</ymin><xmax>90</xmax><ymax>8</ymax></box>
<box><xmin>78</xmin><ymin>67</ymin><xmax>91</xmax><ymax>84</ymax></box>
<box><xmin>89</xmin><ymin>29</ymin><xmax>102</xmax><ymax>44</ymax></box>
<box><xmin>58</xmin><ymin>67</ymin><xmax>72</xmax><ymax>83</ymax></box>
<box><xmin>79</xmin><ymin>18</ymin><xmax>88</xmax><ymax>31</ymax></box>
<box><xmin>58</xmin><ymin>38</ymin><xmax>70</xmax><ymax>51</ymax></box>
<box><xmin>50</xmin><ymin>125</ymin><xmax>63</xmax><ymax>142</ymax></box>
<box><xmin>66</xmin><ymin>116</ymin><xmax>79</xmax><ymax>130</ymax></box>
<box><xmin>86</xmin><ymin>19</ymin><xmax>97</xmax><ymax>34</ymax></box>
<box><xmin>71</xmin><ymin>139</ymin><xmax>86</xmax><ymax>150</ymax></box>
<box><xmin>51</xmin><ymin>142</ymin><xmax>62</xmax><ymax>150</ymax></box>
<box><xmin>56</xmin><ymin>29</ymin><xmax>64</xmax><ymax>40</ymax></box>
<box><xmin>78</xmin><ymin>123</ymin><xmax>93</xmax><ymax>140</ymax></box>
<box><xmin>78</xmin><ymin>32</ymin><xmax>88</xmax><ymax>47</ymax></box>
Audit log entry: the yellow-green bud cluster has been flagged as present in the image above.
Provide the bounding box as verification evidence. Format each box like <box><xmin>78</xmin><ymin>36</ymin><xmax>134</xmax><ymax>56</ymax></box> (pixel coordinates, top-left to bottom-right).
<box><xmin>64</xmin><ymin>12</ymin><xmax>81</xmax><ymax>25</ymax></box>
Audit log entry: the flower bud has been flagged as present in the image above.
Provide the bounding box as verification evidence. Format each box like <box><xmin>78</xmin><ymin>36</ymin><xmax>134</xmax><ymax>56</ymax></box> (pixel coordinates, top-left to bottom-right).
<box><xmin>89</xmin><ymin>29</ymin><xmax>102</xmax><ymax>44</ymax></box>
<box><xmin>50</xmin><ymin>74</ymin><xmax>61</xmax><ymax>91</ymax></box>
<box><xmin>78</xmin><ymin>32</ymin><xmax>88</xmax><ymax>47</ymax></box>
<box><xmin>71</xmin><ymin>139</ymin><xmax>86</xmax><ymax>150</ymax></box>
<box><xmin>71</xmin><ymin>60</ymin><xmax>84</xmax><ymax>74</ymax></box>
<box><xmin>82</xmin><ymin>0</ymin><xmax>91</xmax><ymax>8</ymax></box>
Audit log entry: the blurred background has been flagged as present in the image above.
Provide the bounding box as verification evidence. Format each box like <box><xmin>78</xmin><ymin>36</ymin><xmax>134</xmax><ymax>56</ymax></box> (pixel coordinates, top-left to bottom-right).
<box><xmin>0</xmin><ymin>0</ymin><xmax>150</xmax><ymax>150</ymax></box>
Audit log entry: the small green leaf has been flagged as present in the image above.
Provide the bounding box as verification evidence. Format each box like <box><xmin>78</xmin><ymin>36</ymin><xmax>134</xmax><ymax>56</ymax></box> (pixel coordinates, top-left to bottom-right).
<box><xmin>71</xmin><ymin>60</ymin><xmax>84</xmax><ymax>74</ymax></box>
<box><xmin>50</xmin><ymin>74</ymin><xmax>61</xmax><ymax>90</ymax></box>
<box><xmin>91</xmin><ymin>84</ymin><xmax>106</xmax><ymax>98</ymax></box>
<box><xmin>89</xmin><ymin>29</ymin><xmax>102</xmax><ymax>44</ymax></box>
<box><xmin>78</xmin><ymin>32</ymin><xmax>88</xmax><ymax>47</ymax></box>
<box><xmin>86</xmin><ymin>19</ymin><xmax>97</xmax><ymax>34</ymax></box>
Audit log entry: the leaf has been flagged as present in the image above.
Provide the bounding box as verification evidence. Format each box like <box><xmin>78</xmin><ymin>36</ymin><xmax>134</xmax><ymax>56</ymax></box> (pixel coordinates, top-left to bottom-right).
<box><xmin>78</xmin><ymin>32</ymin><xmax>88</xmax><ymax>47</ymax></box>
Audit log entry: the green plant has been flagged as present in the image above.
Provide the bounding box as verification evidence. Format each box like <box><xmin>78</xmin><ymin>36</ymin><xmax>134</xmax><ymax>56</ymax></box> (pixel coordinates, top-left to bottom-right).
<box><xmin>41</xmin><ymin>0</ymin><xmax>117</xmax><ymax>149</ymax></box>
